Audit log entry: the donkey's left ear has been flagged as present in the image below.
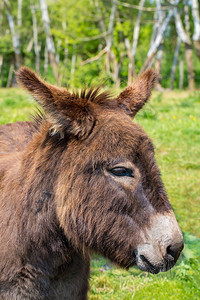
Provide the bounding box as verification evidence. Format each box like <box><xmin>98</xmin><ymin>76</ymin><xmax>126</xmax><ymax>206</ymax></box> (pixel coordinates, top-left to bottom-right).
<box><xmin>16</xmin><ymin>67</ymin><xmax>96</xmax><ymax>139</ymax></box>
<box><xmin>117</xmin><ymin>69</ymin><xmax>158</xmax><ymax>118</ymax></box>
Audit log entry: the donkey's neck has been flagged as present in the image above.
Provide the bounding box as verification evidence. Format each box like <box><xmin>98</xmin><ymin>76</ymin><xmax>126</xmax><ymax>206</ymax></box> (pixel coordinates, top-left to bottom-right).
<box><xmin>0</xmin><ymin>126</ymin><xmax>90</xmax><ymax>299</ymax></box>
<box><xmin>18</xmin><ymin>127</ymin><xmax>71</xmax><ymax>265</ymax></box>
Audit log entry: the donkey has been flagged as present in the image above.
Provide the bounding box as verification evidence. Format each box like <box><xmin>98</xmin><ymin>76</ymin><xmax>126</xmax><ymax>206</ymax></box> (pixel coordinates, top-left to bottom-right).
<box><xmin>0</xmin><ymin>67</ymin><xmax>183</xmax><ymax>300</ymax></box>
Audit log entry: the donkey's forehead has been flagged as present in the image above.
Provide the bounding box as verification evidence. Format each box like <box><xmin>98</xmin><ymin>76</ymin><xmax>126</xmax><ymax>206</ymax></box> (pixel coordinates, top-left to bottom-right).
<box><xmin>100</xmin><ymin>111</ymin><xmax>148</xmax><ymax>140</ymax></box>
<box><xmin>83</xmin><ymin>111</ymin><xmax>153</xmax><ymax>159</ymax></box>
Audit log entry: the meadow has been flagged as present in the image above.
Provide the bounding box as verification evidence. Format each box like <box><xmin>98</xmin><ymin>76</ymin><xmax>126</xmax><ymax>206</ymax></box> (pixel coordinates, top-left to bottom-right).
<box><xmin>0</xmin><ymin>88</ymin><xmax>199</xmax><ymax>299</ymax></box>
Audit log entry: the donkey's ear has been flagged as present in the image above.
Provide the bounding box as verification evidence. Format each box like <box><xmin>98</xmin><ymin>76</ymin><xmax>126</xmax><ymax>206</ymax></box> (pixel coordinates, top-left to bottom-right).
<box><xmin>16</xmin><ymin>67</ymin><xmax>95</xmax><ymax>139</ymax></box>
<box><xmin>117</xmin><ymin>69</ymin><xmax>158</xmax><ymax>117</ymax></box>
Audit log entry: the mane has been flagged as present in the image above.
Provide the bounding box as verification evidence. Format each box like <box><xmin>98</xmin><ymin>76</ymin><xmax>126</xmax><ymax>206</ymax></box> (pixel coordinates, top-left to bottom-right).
<box><xmin>76</xmin><ymin>85</ymin><xmax>114</xmax><ymax>105</ymax></box>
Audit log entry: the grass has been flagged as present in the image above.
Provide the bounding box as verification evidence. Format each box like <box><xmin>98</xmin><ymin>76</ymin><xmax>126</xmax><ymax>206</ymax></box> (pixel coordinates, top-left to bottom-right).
<box><xmin>0</xmin><ymin>88</ymin><xmax>200</xmax><ymax>299</ymax></box>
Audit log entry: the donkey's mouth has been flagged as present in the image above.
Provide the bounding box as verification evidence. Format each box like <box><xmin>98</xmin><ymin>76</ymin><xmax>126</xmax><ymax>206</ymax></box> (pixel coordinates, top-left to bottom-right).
<box><xmin>139</xmin><ymin>255</ymin><xmax>160</xmax><ymax>274</ymax></box>
<box><xmin>136</xmin><ymin>254</ymin><xmax>161</xmax><ymax>274</ymax></box>
<box><xmin>135</xmin><ymin>253</ymin><xmax>178</xmax><ymax>274</ymax></box>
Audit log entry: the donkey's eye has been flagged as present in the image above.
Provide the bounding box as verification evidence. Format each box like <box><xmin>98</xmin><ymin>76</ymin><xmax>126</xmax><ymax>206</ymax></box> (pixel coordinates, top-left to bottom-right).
<box><xmin>110</xmin><ymin>167</ymin><xmax>134</xmax><ymax>177</ymax></box>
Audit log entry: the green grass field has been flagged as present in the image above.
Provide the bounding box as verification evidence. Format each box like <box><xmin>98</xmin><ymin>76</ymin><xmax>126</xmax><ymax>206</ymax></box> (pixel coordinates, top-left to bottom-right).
<box><xmin>0</xmin><ymin>88</ymin><xmax>200</xmax><ymax>299</ymax></box>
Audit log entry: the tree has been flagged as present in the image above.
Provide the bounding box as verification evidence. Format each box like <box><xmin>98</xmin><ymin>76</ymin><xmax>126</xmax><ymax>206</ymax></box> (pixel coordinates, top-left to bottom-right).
<box><xmin>174</xmin><ymin>3</ymin><xmax>195</xmax><ymax>90</ymax></box>
<box><xmin>0</xmin><ymin>0</ymin><xmax>200</xmax><ymax>89</ymax></box>
<box><xmin>3</xmin><ymin>0</ymin><xmax>22</xmax><ymax>70</ymax></box>
<box><xmin>30</xmin><ymin>0</ymin><xmax>40</xmax><ymax>73</ymax></box>
<box><xmin>126</xmin><ymin>0</ymin><xmax>145</xmax><ymax>83</ymax></box>
<box><xmin>192</xmin><ymin>0</ymin><xmax>200</xmax><ymax>59</ymax></box>
<box><xmin>140</xmin><ymin>8</ymin><xmax>174</xmax><ymax>74</ymax></box>
<box><xmin>170</xmin><ymin>36</ymin><xmax>181</xmax><ymax>90</ymax></box>
<box><xmin>40</xmin><ymin>0</ymin><xmax>60</xmax><ymax>83</ymax></box>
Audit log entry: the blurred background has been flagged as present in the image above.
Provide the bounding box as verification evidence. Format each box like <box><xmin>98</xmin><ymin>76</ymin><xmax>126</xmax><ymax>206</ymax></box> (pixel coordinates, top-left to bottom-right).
<box><xmin>0</xmin><ymin>0</ymin><xmax>200</xmax><ymax>89</ymax></box>
<box><xmin>0</xmin><ymin>1</ymin><xmax>200</xmax><ymax>299</ymax></box>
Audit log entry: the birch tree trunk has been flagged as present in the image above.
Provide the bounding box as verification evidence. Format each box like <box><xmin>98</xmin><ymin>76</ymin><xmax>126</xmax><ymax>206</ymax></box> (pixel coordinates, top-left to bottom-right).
<box><xmin>185</xmin><ymin>44</ymin><xmax>195</xmax><ymax>90</ymax></box>
<box><xmin>111</xmin><ymin>52</ymin><xmax>120</xmax><ymax>88</ymax></box>
<box><xmin>40</xmin><ymin>0</ymin><xmax>60</xmax><ymax>84</ymax></box>
<box><xmin>192</xmin><ymin>0</ymin><xmax>200</xmax><ymax>59</ymax></box>
<box><xmin>140</xmin><ymin>8</ymin><xmax>174</xmax><ymax>73</ymax></box>
<box><xmin>94</xmin><ymin>0</ymin><xmax>106</xmax><ymax>34</ymax></box>
<box><xmin>94</xmin><ymin>0</ymin><xmax>107</xmax><ymax>52</ymax></box>
<box><xmin>17</xmin><ymin>0</ymin><xmax>22</xmax><ymax>54</ymax></box>
<box><xmin>174</xmin><ymin>4</ymin><xmax>195</xmax><ymax>89</ymax></box>
<box><xmin>30</xmin><ymin>0</ymin><xmax>40</xmax><ymax>73</ymax></box>
<box><xmin>179</xmin><ymin>59</ymin><xmax>184</xmax><ymax>89</ymax></box>
<box><xmin>62</xmin><ymin>15</ymin><xmax>69</xmax><ymax>82</ymax></box>
<box><xmin>155</xmin><ymin>46</ymin><xmax>163</xmax><ymax>89</ymax></box>
<box><xmin>106</xmin><ymin>0</ymin><xmax>117</xmax><ymax>73</ymax></box>
<box><xmin>185</xmin><ymin>3</ymin><xmax>195</xmax><ymax>90</ymax></box>
<box><xmin>3</xmin><ymin>0</ymin><xmax>22</xmax><ymax>70</ymax></box>
<box><xmin>130</xmin><ymin>0</ymin><xmax>145</xmax><ymax>79</ymax></box>
<box><xmin>150</xmin><ymin>10</ymin><xmax>159</xmax><ymax>49</ymax></box>
<box><xmin>140</xmin><ymin>0</ymin><xmax>182</xmax><ymax>74</ymax></box>
<box><xmin>170</xmin><ymin>36</ymin><xmax>181</xmax><ymax>90</ymax></box>
<box><xmin>70</xmin><ymin>45</ymin><xmax>76</xmax><ymax>88</ymax></box>
<box><xmin>0</xmin><ymin>2</ymin><xmax>3</xmax><ymax>85</ymax></box>
<box><xmin>44</xmin><ymin>39</ymin><xmax>48</xmax><ymax>77</ymax></box>
<box><xmin>0</xmin><ymin>55</ymin><xmax>3</xmax><ymax>87</ymax></box>
<box><xmin>125</xmin><ymin>38</ymin><xmax>134</xmax><ymax>85</ymax></box>
<box><xmin>155</xmin><ymin>0</ymin><xmax>165</xmax><ymax>89</ymax></box>
<box><xmin>147</xmin><ymin>10</ymin><xmax>173</xmax><ymax>58</ymax></box>
<box><xmin>6</xmin><ymin>63</ymin><xmax>14</xmax><ymax>87</ymax></box>
<box><xmin>17</xmin><ymin>0</ymin><xmax>22</xmax><ymax>28</ymax></box>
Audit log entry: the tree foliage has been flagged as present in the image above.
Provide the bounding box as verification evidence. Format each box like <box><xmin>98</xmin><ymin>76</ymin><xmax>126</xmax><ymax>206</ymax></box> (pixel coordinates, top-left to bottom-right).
<box><xmin>0</xmin><ymin>0</ymin><xmax>200</xmax><ymax>89</ymax></box>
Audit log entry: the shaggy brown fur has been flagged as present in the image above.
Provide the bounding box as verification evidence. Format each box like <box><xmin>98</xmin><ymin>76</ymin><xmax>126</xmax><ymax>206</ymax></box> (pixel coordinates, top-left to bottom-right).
<box><xmin>0</xmin><ymin>67</ymin><xmax>183</xmax><ymax>300</ymax></box>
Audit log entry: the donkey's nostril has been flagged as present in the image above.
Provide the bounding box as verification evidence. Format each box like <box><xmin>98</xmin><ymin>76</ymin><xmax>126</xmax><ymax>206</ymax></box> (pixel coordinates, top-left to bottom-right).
<box><xmin>166</xmin><ymin>245</ymin><xmax>175</xmax><ymax>261</ymax></box>
<box><xmin>166</xmin><ymin>241</ymin><xmax>184</xmax><ymax>262</ymax></box>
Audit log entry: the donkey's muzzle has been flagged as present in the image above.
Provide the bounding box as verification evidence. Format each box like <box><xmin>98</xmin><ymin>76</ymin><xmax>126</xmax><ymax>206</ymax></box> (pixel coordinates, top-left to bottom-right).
<box><xmin>135</xmin><ymin>211</ymin><xmax>184</xmax><ymax>274</ymax></box>
<box><xmin>136</xmin><ymin>239</ymin><xmax>184</xmax><ymax>274</ymax></box>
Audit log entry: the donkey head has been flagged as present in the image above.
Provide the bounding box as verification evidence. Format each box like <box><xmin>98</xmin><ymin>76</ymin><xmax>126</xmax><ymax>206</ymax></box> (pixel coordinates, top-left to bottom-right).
<box><xmin>16</xmin><ymin>67</ymin><xmax>183</xmax><ymax>274</ymax></box>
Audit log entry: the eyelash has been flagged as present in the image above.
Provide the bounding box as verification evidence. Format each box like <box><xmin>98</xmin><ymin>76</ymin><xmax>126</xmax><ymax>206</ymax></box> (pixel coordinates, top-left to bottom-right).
<box><xmin>109</xmin><ymin>167</ymin><xmax>134</xmax><ymax>178</ymax></box>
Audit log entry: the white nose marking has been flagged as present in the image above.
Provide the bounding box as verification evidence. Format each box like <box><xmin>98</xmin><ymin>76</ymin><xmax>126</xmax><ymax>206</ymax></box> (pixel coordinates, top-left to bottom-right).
<box><xmin>135</xmin><ymin>211</ymin><xmax>183</xmax><ymax>273</ymax></box>
<box><xmin>137</xmin><ymin>211</ymin><xmax>183</xmax><ymax>258</ymax></box>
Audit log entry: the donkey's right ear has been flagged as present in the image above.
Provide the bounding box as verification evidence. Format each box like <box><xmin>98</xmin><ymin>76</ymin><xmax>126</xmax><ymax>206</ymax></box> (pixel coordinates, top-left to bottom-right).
<box><xmin>16</xmin><ymin>67</ymin><xmax>96</xmax><ymax>139</ymax></box>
